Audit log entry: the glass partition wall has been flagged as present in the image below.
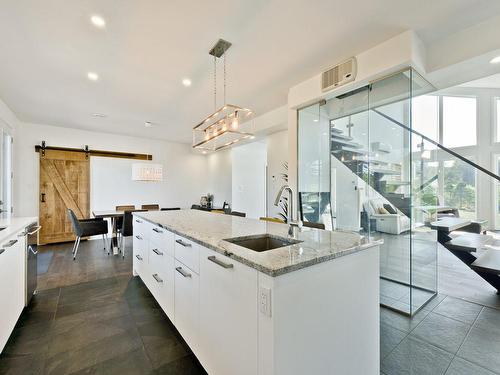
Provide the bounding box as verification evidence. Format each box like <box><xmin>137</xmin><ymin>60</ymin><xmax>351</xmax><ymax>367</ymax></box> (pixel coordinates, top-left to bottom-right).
<box><xmin>298</xmin><ymin>68</ymin><xmax>439</xmax><ymax>316</ymax></box>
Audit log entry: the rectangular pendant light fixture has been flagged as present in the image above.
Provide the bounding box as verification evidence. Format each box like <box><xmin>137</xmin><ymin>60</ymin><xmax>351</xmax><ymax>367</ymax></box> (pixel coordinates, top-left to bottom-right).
<box><xmin>192</xmin><ymin>39</ymin><xmax>254</xmax><ymax>152</ymax></box>
<box><xmin>192</xmin><ymin>104</ymin><xmax>253</xmax><ymax>151</ymax></box>
<box><xmin>132</xmin><ymin>163</ymin><xmax>163</xmax><ymax>182</ymax></box>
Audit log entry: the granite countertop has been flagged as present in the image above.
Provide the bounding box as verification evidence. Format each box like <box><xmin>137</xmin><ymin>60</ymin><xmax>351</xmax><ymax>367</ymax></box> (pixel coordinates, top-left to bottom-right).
<box><xmin>0</xmin><ymin>216</ymin><xmax>38</xmax><ymax>245</ymax></box>
<box><xmin>134</xmin><ymin>210</ymin><xmax>381</xmax><ymax>277</ymax></box>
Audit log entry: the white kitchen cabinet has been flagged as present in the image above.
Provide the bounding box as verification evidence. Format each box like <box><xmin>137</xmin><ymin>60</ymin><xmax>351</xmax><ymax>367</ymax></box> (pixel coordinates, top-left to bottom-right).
<box><xmin>174</xmin><ymin>260</ymin><xmax>199</xmax><ymax>351</ymax></box>
<box><xmin>148</xmin><ymin>244</ymin><xmax>175</xmax><ymax>320</ymax></box>
<box><xmin>198</xmin><ymin>247</ymin><xmax>258</xmax><ymax>375</ymax></box>
<box><xmin>150</xmin><ymin>225</ymin><xmax>175</xmax><ymax>257</ymax></box>
<box><xmin>0</xmin><ymin>232</ymin><xmax>25</xmax><ymax>352</ymax></box>
<box><xmin>174</xmin><ymin>234</ymin><xmax>199</xmax><ymax>273</ymax></box>
<box><xmin>132</xmin><ymin>232</ymin><xmax>147</xmax><ymax>277</ymax></box>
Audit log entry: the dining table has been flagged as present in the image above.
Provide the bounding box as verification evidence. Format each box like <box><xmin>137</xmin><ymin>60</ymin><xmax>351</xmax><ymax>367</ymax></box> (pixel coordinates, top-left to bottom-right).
<box><xmin>92</xmin><ymin>210</ymin><xmax>125</xmax><ymax>255</ymax></box>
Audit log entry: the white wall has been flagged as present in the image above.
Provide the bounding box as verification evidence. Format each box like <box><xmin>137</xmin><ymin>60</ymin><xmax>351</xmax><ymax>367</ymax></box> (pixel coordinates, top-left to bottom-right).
<box><xmin>231</xmin><ymin>142</ymin><xmax>267</xmax><ymax>219</ymax></box>
<box><xmin>267</xmin><ymin>130</ymin><xmax>289</xmax><ymax>218</ymax></box>
<box><xmin>206</xmin><ymin>149</ymin><xmax>232</xmax><ymax>208</ymax></box>
<box><xmin>14</xmin><ymin>122</ymin><xmax>231</xmax><ymax>217</ymax></box>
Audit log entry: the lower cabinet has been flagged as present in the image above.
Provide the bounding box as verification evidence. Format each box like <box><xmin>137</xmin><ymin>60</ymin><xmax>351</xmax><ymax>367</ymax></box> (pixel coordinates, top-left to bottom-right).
<box><xmin>198</xmin><ymin>247</ymin><xmax>258</xmax><ymax>375</ymax></box>
<box><xmin>0</xmin><ymin>233</ymin><xmax>25</xmax><ymax>352</ymax></box>
<box><xmin>174</xmin><ymin>260</ymin><xmax>199</xmax><ymax>351</ymax></box>
<box><xmin>132</xmin><ymin>220</ymin><xmax>258</xmax><ymax>375</ymax></box>
<box><xmin>149</xmin><ymin>245</ymin><xmax>175</xmax><ymax>320</ymax></box>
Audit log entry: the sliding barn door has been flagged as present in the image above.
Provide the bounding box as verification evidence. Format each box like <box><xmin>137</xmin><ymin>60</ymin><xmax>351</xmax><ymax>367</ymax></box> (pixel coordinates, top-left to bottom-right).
<box><xmin>39</xmin><ymin>150</ymin><xmax>90</xmax><ymax>245</ymax></box>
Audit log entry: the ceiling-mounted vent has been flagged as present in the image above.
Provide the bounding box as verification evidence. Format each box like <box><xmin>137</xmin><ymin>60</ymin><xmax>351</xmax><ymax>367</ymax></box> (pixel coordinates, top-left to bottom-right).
<box><xmin>321</xmin><ymin>58</ymin><xmax>357</xmax><ymax>92</ymax></box>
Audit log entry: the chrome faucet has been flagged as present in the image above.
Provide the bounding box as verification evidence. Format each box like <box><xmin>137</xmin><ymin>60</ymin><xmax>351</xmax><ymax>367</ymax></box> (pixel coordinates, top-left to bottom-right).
<box><xmin>274</xmin><ymin>185</ymin><xmax>302</xmax><ymax>235</ymax></box>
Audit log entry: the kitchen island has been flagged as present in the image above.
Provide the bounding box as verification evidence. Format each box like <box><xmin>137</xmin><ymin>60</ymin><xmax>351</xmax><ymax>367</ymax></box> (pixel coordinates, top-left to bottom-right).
<box><xmin>133</xmin><ymin>209</ymin><xmax>381</xmax><ymax>375</ymax></box>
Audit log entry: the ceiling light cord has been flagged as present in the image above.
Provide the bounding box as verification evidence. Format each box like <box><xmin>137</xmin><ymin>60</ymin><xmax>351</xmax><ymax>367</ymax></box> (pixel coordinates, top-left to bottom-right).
<box><xmin>223</xmin><ymin>52</ymin><xmax>227</xmax><ymax>105</ymax></box>
<box><xmin>214</xmin><ymin>55</ymin><xmax>217</xmax><ymax>111</ymax></box>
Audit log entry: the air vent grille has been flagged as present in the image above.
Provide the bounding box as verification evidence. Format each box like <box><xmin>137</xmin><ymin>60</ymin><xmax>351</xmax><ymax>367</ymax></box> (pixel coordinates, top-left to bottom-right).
<box><xmin>321</xmin><ymin>58</ymin><xmax>357</xmax><ymax>92</ymax></box>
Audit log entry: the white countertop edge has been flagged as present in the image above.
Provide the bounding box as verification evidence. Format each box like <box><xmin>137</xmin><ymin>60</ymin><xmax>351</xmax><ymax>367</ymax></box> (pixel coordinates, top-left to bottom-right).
<box><xmin>0</xmin><ymin>217</ymin><xmax>38</xmax><ymax>245</ymax></box>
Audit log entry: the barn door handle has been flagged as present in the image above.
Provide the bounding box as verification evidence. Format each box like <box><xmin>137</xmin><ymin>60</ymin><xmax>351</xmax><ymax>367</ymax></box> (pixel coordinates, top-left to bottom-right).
<box><xmin>40</xmin><ymin>193</ymin><xmax>46</xmax><ymax>203</ymax></box>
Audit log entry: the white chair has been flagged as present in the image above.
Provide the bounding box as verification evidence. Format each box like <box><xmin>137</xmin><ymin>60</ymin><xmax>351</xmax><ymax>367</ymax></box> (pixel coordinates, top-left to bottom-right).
<box><xmin>364</xmin><ymin>198</ymin><xmax>410</xmax><ymax>235</ymax></box>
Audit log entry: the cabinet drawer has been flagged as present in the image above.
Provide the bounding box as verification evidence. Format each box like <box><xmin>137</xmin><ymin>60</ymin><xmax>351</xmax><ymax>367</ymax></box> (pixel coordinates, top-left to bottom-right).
<box><xmin>149</xmin><ymin>254</ymin><xmax>175</xmax><ymax>321</ymax></box>
<box><xmin>133</xmin><ymin>217</ymin><xmax>148</xmax><ymax>237</ymax></box>
<box><xmin>174</xmin><ymin>235</ymin><xmax>199</xmax><ymax>274</ymax></box>
<box><xmin>150</xmin><ymin>225</ymin><xmax>174</xmax><ymax>257</ymax></box>
<box><xmin>174</xmin><ymin>260</ymin><xmax>199</xmax><ymax>351</ymax></box>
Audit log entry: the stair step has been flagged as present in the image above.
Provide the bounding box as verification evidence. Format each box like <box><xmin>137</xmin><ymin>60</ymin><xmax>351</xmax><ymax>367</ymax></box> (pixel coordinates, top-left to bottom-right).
<box><xmin>444</xmin><ymin>233</ymin><xmax>492</xmax><ymax>253</ymax></box>
<box><xmin>430</xmin><ymin>218</ymin><xmax>471</xmax><ymax>232</ymax></box>
<box><xmin>331</xmin><ymin>139</ymin><xmax>363</xmax><ymax>148</ymax></box>
<box><xmin>371</xmin><ymin>168</ymin><xmax>400</xmax><ymax>175</ymax></box>
<box><xmin>332</xmin><ymin>147</ymin><xmax>367</xmax><ymax>156</ymax></box>
<box><xmin>331</xmin><ymin>133</ymin><xmax>353</xmax><ymax>141</ymax></box>
<box><xmin>471</xmin><ymin>249</ymin><xmax>500</xmax><ymax>275</ymax></box>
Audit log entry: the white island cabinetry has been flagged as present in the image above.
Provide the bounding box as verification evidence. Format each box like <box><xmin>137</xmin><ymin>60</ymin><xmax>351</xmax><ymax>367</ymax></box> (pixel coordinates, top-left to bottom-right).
<box><xmin>0</xmin><ymin>231</ymin><xmax>26</xmax><ymax>352</ymax></box>
<box><xmin>132</xmin><ymin>211</ymin><xmax>380</xmax><ymax>375</ymax></box>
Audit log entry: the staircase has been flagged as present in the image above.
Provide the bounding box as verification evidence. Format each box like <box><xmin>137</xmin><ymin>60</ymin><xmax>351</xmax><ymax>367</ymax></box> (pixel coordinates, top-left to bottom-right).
<box><xmin>330</xmin><ymin>125</ymin><xmax>409</xmax><ymax>216</ymax></box>
<box><xmin>431</xmin><ymin>217</ymin><xmax>500</xmax><ymax>294</ymax></box>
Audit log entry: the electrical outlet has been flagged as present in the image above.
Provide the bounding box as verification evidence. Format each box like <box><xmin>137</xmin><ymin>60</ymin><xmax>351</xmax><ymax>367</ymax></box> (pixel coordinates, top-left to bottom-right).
<box><xmin>259</xmin><ymin>286</ymin><xmax>271</xmax><ymax>317</ymax></box>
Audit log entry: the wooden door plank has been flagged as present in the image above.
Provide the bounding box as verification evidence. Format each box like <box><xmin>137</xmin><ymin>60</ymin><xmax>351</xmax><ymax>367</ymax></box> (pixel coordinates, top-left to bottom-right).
<box><xmin>41</xmin><ymin>160</ymin><xmax>85</xmax><ymax>218</ymax></box>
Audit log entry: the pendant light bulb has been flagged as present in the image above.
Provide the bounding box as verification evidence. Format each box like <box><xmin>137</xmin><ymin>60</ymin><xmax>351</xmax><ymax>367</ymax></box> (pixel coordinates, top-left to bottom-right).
<box><xmin>231</xmin><ymin>113</ymin><xmax>239</xmax><ymax>130</ymax></box>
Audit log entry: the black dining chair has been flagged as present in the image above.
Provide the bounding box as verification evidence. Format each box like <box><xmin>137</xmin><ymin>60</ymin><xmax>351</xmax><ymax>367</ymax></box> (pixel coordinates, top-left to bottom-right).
<box><xmin>230</xmin><ymin>211</ymin><xmax>246</xmax><ymax>217</ymax></box>
<box><xmin>161</xmin><ymin>207</ymin><xmax>181</xmax><ymax>211</ymax></box>
<box><xmin>67</xmin><ymin>209</ymin><xmax>109</xmax><ymax>260</ymax></box>
<box><xmin>119</xmin><ymin>209</ymin><xmax>147</xmax><ymax>258</ymax></box>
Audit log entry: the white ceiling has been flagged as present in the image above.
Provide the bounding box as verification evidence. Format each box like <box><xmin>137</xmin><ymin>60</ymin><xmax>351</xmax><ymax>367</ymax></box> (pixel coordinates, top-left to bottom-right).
<box><xmin>1</xmin><ymin>0</ymin><xmax>500</xmax><ymax>143</ymax></box>
<box><xmin>460</xmin><ymin>73</ymin><xmax>500</xmax><ymax>88</ymax></box>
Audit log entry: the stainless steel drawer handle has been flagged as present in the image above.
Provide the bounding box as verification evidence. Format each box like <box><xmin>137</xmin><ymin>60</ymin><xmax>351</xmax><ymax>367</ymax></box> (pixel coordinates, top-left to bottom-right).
<box><xmin>3</xmin><ymin>239</ymin><xmax>18</xmax><ymax>248</ymax></box>
<box><xmin>208</xmin><ymin>255</ymin><xmax>234</xmax><ymax>269</ymax></box>
<box><xmin>176</xmin><ymin>266</ymin><xmax>192</xmax><ymax>278</ymax></box>
<box><xmin>0</xmin><ymin>249</ymin><xmax>4</xmax><ymax>255</ymax></box>
<box><xmin>135</xmin><ymin>235</ymin><xmax>143</xmax><ymax>240</ymax></box>
<box><xmin>175</xmin><ymin>239</ymin><xmax>192</xmax><ymax>247</ymax></box>
<box><xmin>152</xmin><ymin>274</ymin><xmax>163</xmax><ymax>283</ymax></box>
<box><xmin>152</xmin><ymin>228</ymin><xmax>163</xmax><ymax>233</ymax></box>
<box><xmin>135</xmin><ymin>219</ymin><xmax>143</xmax><ymax>223</ymax></box>
<box><xmin>135</xmin><ymin>254</ymin><xmax>143</xmax><ymax>261</ymax></box>
<box><xmin>152</xmin><ymin>248</ymin><xmax>163</xmax><ymax>256</ymax></box>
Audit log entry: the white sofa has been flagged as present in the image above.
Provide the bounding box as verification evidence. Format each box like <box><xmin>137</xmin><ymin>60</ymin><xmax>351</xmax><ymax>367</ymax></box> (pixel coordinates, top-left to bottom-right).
<box><xmin>364</xmin><ymin>198</ymin><xmax>410</xmax><ymax>235</ymax></box>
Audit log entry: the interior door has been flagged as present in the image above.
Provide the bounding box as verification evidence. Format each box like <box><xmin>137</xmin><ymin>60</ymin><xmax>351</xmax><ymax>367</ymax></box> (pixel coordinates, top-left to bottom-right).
<box><xmin>39</xmin><ymin>150</ymin><xmax>90</xmax><ymax>244</ymax></box>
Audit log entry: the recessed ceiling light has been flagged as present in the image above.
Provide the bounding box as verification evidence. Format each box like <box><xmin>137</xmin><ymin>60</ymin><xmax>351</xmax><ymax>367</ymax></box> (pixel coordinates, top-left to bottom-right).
<box><xmin>250</xmin><ymin>135</ymin><xmax>255</xmax><ymax>139</ymax></box>
<box><xmin>313</xmin><ymin>119</ymin><xmax>319</xmax><ymax>122</ymax></box>
<box><xmin>87</xmin><ymin>72</ymin><xmax>99</xmax><ymax>81</ymax></box>
<box><xmin>182</xmin><ymin>78</ymin><xmax>192</xmax><ymax>87</ymax></box>
<box><xmin>144</xmin><ymin>121</ymin><xmax>153</xmax><ymax>128</ymax></box>
<box><xmin>90</xmin><ymin>15</ymin><xmax>106</xmax><ymax>28</ymax></box>
<box><xmin>490</xmin><ymin>55</ymin><xmax>500</xmax><ymax>64</ymax></box>
<box><xmin>92</xmin><ymin>113</ymin><xmax>107</xmax><ymax>118</ymax></box>
<box><xmin>202</xmin><ymin>150</ymin><xmax>207</xmax><ymax>154</ymax></box>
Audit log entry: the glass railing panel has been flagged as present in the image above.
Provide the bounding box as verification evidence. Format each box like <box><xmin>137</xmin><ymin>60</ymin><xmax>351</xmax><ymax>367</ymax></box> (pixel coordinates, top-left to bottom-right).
<box><xmin>369</xmin><ymin>71</ymin><xmax>413</xmax><ymax>315</ymax></box>
<box><xmin>298</xmin><ymin>103</ymin><xmax>331</xmax><ymax>228</ymax></box>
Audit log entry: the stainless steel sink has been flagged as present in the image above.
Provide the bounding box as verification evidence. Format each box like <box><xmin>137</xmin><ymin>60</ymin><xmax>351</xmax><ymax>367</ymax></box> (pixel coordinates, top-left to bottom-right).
<box><xmin>224</xmin><ymin>234</ymin><xmax>302</xmax><ymax>252</ymax></box>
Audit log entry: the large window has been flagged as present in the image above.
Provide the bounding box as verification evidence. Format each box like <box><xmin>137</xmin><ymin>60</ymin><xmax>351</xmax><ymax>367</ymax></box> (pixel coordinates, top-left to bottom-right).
<box><xmin>496</xmin><ymin>98</ymin><xmax>500</xmax><ymax>142</ymax></box>
<box><xmin>412</xmin><ymin>95</ymin><xmax>439</xmax><ymax>151</ymax></box>
<box><xmin>442</xmin><ymin>96</ymin><xmax>477</xmax><ymax>148</ymax></box>
<box><xmin>443</xmin><ymin>159</ymin><xmax>476</xmax><ymax>219</ymax></box>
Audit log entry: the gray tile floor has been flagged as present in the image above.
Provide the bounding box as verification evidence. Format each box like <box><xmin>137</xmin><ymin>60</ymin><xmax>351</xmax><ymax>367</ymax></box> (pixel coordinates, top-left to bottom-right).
<box><xmin>0</xmin><ymin>239</ymin><xmax>206</xmax><ymax>375</ymax></box>
<box><xmin>2</xmin><ymin>236</ymin><xmax>500</xmax><ymax>374</ymax></box>
<box><xmin>381</xmin><ymin>296</ymin><xmax>500</xmax><ymax>374</ymax></box>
